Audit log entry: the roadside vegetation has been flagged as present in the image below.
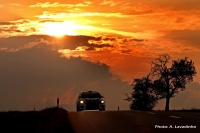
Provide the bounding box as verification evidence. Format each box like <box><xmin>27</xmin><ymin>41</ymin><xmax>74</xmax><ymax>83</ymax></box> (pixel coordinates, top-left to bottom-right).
<box><xmin>172</xmin><ymin>108</ymin><xmax>200</xmax><ymax>112</ymax></box>
<box><xmin>125</xmin><ymin>54</ymin><xmax>197</xmax><ymax>111</ymax></box>
<box><xmin>155</xmin><ymin>108</ymin><xmax>200</xmax><ymax>112</ymax></box>
<box><xmin>0</xmin><ymin>107</ymin><xmax>74</xmax><ymax>133</ymax></box>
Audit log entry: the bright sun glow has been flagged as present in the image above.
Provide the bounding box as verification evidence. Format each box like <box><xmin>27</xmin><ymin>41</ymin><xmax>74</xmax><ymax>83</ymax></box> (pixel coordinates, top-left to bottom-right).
<box><xmin>39</xmin><ymin>21</ymin><xmax>79</xmax><ymax>37</ymax></box>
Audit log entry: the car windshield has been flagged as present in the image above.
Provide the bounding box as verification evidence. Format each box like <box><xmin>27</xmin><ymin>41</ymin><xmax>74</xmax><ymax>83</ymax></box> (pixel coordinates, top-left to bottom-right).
<box><xmin>81</xmin><ymin>92</ymin><xmax>102</xmax><ymax>98</ymax></box>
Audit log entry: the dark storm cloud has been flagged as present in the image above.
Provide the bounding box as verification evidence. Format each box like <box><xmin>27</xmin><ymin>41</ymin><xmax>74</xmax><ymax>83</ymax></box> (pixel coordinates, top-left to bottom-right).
<box><xmin>0</xmin><ymin>35</ymin><xmax>147</xmax><ymax>54</ymax></box>
<box><xmin>58</xmin><ymin>35</ymin><xmax>105</xmax><ymax>50</ymax></box>
<box><xmin>0</xmin><ymin>19</ymin><xmax>30</xmax><ymax>25</ymax></box>
<box><xmin>0</xmin><ymin>35</ymin><xmax>114</xmax><ymax>52</ymax></box>
<box><xmin>0</xmin><ymin>20</ymin><xmax>33</xmax><ymax>35</ymax></box>
<box><xmin>98</xmin><ymin>36</ymin><xmax>146</xmax><ymax>43</ymax></box>
<box><xmin>0</xmin><ymin>45</ymin><xmax>112</xmax><ymax>89</ymax></box>
<box><xmin>0</xmin><ymin>27</ymin><xmax>22</xmax><ymax>33</ymax></box>
<box><xmin>38</xmin><ymin>19</ymin><xmax>64</xmax><ymax>23</ymax></box>
<box><xmin>102</xmin><ymin>37</ymin><xmax>117</xmax><ymax>41</ymax></box>
<box><xmin>125</xmin><ymin>38</ymin><xmax>146</xmax><ymax>43</ymax></box>
<box><xmin>0</xmin><ymin>35</ymin><xmax>51</xmax><ymax>50</ymax></box>
<box><xmin>0</xmin><ymin>21</ymin><xmax>13</xmax><ymax>25</ymax></box>
<box><xmin>0</xmin><ymin>37</ymin><xmax>130</xmax><ymax>111</ymax></box>
<box><xmin>120</xmin><ymin>49</ymin><xmax>132</xmax><ymax>54</ymax></box>
<box><xmin>84</xmin><ymin>43</ymin><xmax>113</xmax><ymax>51</ymax></box>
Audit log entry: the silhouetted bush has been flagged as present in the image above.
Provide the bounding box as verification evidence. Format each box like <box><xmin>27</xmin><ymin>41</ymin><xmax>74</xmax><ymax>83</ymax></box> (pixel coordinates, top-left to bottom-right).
<box><xmin>0</xmin><ymin>107</ymin><xmax>74</xmax><ymax>133</ymax></box>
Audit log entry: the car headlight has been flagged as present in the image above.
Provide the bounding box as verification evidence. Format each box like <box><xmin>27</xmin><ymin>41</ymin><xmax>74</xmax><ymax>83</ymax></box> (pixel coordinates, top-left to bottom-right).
<box><xmin>101</xmin><ymin>100</ymin><xmax>105</xmax><ymax>103</ymax></box>
<box><xmin>80</xmin><ymin>100</ymin><xmax>84</xmax><ymax>104</ymax></box>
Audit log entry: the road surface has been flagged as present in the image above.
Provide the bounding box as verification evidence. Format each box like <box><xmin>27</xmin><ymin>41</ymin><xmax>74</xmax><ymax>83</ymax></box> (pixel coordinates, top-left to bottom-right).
<box><xmin>68</xmin><ymin>110</ymin><xmax>200</xmax><ymax>133</ymax></box>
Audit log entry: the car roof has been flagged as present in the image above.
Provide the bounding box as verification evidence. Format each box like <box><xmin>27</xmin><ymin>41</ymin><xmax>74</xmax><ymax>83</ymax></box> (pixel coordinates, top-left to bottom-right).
<box><xmin>80</xmin><ymin>91</ymin><xmax>102</xmax><ymax>98</ymax></box>
<box><xmin>82</xmin><ymin>90</ymin><xmax>99</xmax><ymax>93</ymax></box>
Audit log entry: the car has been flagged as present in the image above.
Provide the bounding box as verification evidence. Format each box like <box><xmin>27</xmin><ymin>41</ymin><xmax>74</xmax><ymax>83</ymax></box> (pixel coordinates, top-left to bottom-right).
<box><xmin>76</xmin><ymin>91</ymin><xmax>105</xmax><ymax>111</ymax></box>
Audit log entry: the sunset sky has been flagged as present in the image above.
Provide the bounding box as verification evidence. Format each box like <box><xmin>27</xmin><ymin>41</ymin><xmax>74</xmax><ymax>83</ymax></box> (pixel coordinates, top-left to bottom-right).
<box><xmin>0</xmin><ymin>0</ymin><xmax>200</xmax><ymax>111</ymax></box>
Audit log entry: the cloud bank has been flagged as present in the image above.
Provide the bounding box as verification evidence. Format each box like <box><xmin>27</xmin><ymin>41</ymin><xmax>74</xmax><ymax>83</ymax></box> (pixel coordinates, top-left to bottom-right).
<box><xmin>0</xmin><ymin>36</ymin><xmax>130</xmax><ymax>111</ymax></box>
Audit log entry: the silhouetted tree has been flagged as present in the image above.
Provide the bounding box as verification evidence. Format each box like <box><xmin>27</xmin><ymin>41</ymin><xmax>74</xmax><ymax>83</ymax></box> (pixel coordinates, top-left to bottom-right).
<box><xmin>125</xmin><ymin>75</ymin><xmax>160</xmax><ymax>110</ymax></box>
<box><xmin>150</xmin><ymin>54</ymin><xmax>197</xmax><ymax>111</ymax></box>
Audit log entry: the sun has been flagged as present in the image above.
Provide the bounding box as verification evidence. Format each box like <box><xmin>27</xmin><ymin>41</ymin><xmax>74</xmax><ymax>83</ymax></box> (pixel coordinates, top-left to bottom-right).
<box><xmin>39</xmin><ymin>21</ymin><xmax>79</xmax><ymax>37</ymax></box>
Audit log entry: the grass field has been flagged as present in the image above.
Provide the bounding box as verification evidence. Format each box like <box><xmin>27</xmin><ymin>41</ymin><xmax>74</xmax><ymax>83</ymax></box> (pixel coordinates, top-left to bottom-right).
<box><xmin>0</xmin><ymin>107</ymin><xmax>74</xmax><ymax>133</ymax></box>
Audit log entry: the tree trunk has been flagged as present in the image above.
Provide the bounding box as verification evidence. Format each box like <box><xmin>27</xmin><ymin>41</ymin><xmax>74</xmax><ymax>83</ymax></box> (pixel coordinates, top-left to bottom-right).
<box><xmin>165</xmin><ymin>96</ymin><xmax>170</xmax><ymax>111</ymax></box>
<box><xmin>165</xmin><ymin>78</ymin><xmax>170</xmax><ymax>111</ymax></box>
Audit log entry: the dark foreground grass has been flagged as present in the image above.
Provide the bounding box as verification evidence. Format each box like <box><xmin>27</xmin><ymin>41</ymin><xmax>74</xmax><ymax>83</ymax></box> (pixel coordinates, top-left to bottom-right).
<box><xmin>155</xmin><ymin>108</ymin><xmax>200</xmax><ymax>112</ymax></box>
<box><xmin>172</xmin><ymin>108</ymin><xmax>200</xmax><ymax>112</ymax></box>
<box><xmin>0</xmin><ymin>107</ymin><xmax>74</xmax><ymax>133</ymax></box>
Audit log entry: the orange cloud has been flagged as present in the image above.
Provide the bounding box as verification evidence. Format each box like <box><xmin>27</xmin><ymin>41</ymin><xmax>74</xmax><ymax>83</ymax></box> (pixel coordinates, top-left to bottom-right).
<box><xmin>7</xmin><ymin>3</ymin><xmax>21</xmax><ymax>6</ymax></box>
<box><xmin>100</xmin><ymin>0</ymin><xmax>121</xmax><ymax>6</ymax></box>
<box><xmin>29</xmin><ymin>1</ymin><xmax>92</xmax><ymax>8</ymax></box>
